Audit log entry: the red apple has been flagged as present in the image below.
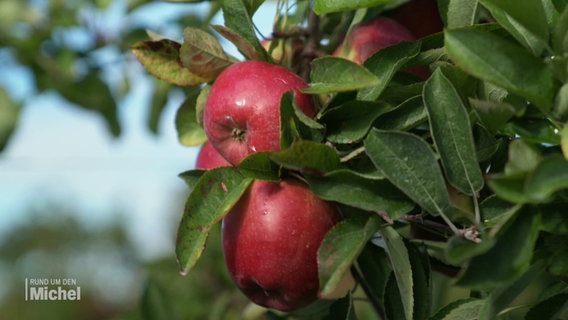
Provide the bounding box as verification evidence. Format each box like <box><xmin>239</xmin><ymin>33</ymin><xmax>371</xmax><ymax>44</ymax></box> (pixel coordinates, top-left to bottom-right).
<box><xmin>195</xmin><ymin>141</ymin><xmax>231</xmax><ymax>169</ymax></box>
<box><xmin>222</xmin><ymin>178</ymin><xmax>341</xmax><ymax>311</ymax></box>
<box><xmin>333</xmin><ymin>16</ymin><xmax>415</xmax><ymax>65</ymax></box>
<box><xmin>203</xmin><ymin>60</ymin><xmax>316</xmax><ymax>165</ymax></box>
<box><xmin>389</xmin><ymin>0</ymin><xmax>444</xmax><ymax>39</ymax></box>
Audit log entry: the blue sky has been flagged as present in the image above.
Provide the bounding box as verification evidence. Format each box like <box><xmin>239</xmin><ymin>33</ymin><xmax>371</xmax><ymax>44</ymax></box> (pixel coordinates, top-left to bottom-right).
<box><xmin>0</xmin><ymin>0</ymin><xmax>277</xmax><ymax>261</ymax></box>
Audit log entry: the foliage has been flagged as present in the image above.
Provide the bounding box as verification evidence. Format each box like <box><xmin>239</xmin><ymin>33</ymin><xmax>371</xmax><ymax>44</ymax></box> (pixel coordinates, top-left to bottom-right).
<box><xmin>132</xmin><ymin>0</ymin><xmax>568</xmax><ymax>318</ymax></box>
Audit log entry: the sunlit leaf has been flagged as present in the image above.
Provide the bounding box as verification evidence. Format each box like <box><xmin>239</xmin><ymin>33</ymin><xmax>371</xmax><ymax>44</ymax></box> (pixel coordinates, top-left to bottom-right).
<box><xmin>180</xmin><ymin>27</ymin><xmax>236</xmax><ymax>78</ymax></box>
<box><xmin>176</xmin><ymin>167</ymin><xmax>252</xmax><ymax>275</ymax></box>
<box><xmin>313</xmin><ymin>0</ymin><xmax>391</xmax><ymax>14</ymax></box>
<box><xmin>174</xmin><ymin>88</ymin><xmax>207</xmax><ymax>146</ymax></box>
<box><xmin>444</xmin><ymin>28</ymin><xmax>555</xmax><ymax>113</ymax></box>
<box><xmin>302</xmin><ymin>57</ymin><xmax>380</xmax><ymax>94</ymax></box>
<box><xmin>132</xmin><ymin>39</ymin><xmax>210</xmax><ymax>86</ymax></box>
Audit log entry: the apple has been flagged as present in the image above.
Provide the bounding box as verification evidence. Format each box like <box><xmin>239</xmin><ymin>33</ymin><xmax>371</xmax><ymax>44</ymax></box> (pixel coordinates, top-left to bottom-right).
<box><xmin>221</xmin><ymin>178</ymin><xmax>341</xmax><ymax>311</ymax></box>
<box><xmin>195</xmin><ymin>141</ymin><xmax>231</xmax><ymax>169</ymax></box>
<box><xmin>388</xmin><ymin>0</ymin><xmax>444</xmax><ymax>39</ymax></box>
<box><xmin>333</xmin><ymin>16</ymin><xmax>415</xmax><ymax>65</ymax></box>
<box><xmin>203</xmin><ymin>60</ymin><xmax>316</xmax><ymax>165</ymax></box>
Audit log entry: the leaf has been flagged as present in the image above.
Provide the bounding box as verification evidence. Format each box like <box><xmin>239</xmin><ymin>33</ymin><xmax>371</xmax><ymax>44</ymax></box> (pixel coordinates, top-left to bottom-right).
<box><xmin>469</xmin><ymin>98</ymin><xmax>516</xmax><ymax>134</ymax></box>
<box><xmin>429</xmin><ymin>298</ymin><xmax>484</xmax><ymax>320</ymax></box>
<box><xmin>525</xmin><ymin>292</ymin><xmax>568</xmax><ymax>320</ymax></box>
<box><xmin>379</xmin><ymin>226</ymin><xmax>414</xmax><ymax>320</ymax></box>
<box><xmin>221</xmin><ymin>0</ymin><xmax>269</xmax><ymax>61</ymax></box>
<box><xmin>211</xmin><ymin>24</ymin><xmax>260</xmax><ymax>60</ymax></box>
<box><xmin>446</xmin><ymin>0</ymin><xmax>481</xmax><ymax>28</ymax></box>
<box><xmin>318</xmin><ymin>215</ymin><xmax>382</xmax><ymax>296</ymax></box>
<box><xmin>313</xmin><ymin>0</ymin><xmax>391</xmax><ymax>14</ymax></box>
<box><xmin>424</xmin><ymin>68</ymin><xmax>484</xmax><ymax>195</ymax></box>
<box><xmin>504</xmin><ymin>139</ymin><xmax>541</xmax><ymax>175</ymax></box>
<box><xmin>357</xmin><ymin>41</ymin><xmax>422</xmax><ymax>101</ymax></box>
<box><xmin>306</xmin><ymin>169</ymin><xmax>415</xmax><ymax>219</ymax></box>
<box><xmin>356</xmin><ymin>244</ymin><xmax>392</xmax><ymax>305</ymax></box>
<box><xmin>554</xmin><ymin>83</ymin><xmax>568</xmax><ymax>121</ymax></box>
<box><xmin>148</xmin><ymin>80</ymin><xmax>170</xmax><ymax>134</ymax></box>
<box><xmin>456</xmin><ymin>206</ymin><xmax>541</xmax><ymax>290</ymax></box>
<box><xmin>0</xmin><ymin>87</ymin><xmax>20</xmax><ymax>152</ymax></box>
<box><xmin>444</xmin><ymin>28</ymin><xmax>555</xmax><ymax>113</ymax></box>
<box><xmin>279</xmin><ymin>91</ymin><xmax>325</xmax><ymax>150</ymax></box>
<box><xmin>445</xmin><ymin>235</ymin><xmax>495</xmax><ymax>265</ymax></box>
<box><xmin>374</xmin><ymin>95</ymin><xmax>428</xmax><ymax>131</ymax></box>
<box><xmin>178</xmin><ymin>169</ymin><xmax>205</xmax><ymax>190</ymax></box>
<box><xmin>180</xmin><ymin>27</ymin><xmax>236</xmax><ymax>78</ymax></box>
<box><xmin>132</xmin><ymin>39</ymin><xmax>210</xmax><ymax>86</ymax></box>
<box><xmin>174</xmin><ymin>88</ymin><xmax>207</xmax><ymax>146</ymax></box>
<box><xmin>321</xmin><ymin>101</ymin><xmax>392</xmax><ymax>144</ymax></box>
<box><xmin>302</xmin><ymin>57</ymin><xmax>380</xmax><ymax>94</ymax></box>
<box><xmin>478</xmin><ymin>260</ymin><xmax>546</xmax><ymax>320</ymax></box>
<box><xmin>176</xmin><ymin>167</ymin><xmax>252</xmax><ymax>275</ymax></box>
<box><xmin>525</xmin><ymin>155</ymin><xmax>568</xmax><ymax>202</ymax></box>
<box><xmin>364</xmin><ymin>129</ymin><xmax>452</xmax><ymax>216</ymax></box>
<box><xmin>270</xmin><ymin>140</ymin><xmax>340</xmax><ymax>175</ymax></box>
<box><xmin>237</xmin><ymin>152</ymin><xmax>280</xmax><ymax>181</ymax></box>
<box><xmin>487</xmin><ymin>173</ymin><xmax>529</xmax><ymax>203</ymax></box>
<box><xmin>479</xmin><ymin>0</ymin><xmax>549</xmax><ymax>55</ymax></box>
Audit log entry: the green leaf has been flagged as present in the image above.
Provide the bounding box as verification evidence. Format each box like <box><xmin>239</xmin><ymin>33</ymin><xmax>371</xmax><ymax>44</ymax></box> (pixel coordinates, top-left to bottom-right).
<box><xmin>374</xmin><ymin>95</ymin><xmax>427</xmax><ymax>131</ymax></box>
<box><xmin>237</xmin><ymin>152</ymin><xmax>280</xmax><ymax>181</ymax></box>
<box><xmin>424</xmin><ymin>68</ymin><xmax>484</xmax><ymax>195</ymax></box>
<box><xmin>469</xmin><ymin>98</ymin><xmax>516</xmax><ymax>134</ymax></box>
<box><xmin>540</xmin><ymin>203</ymin><xmax>568</xmax><ymax>234</ymax></box>
<box><xmin>270</xmin><ymin>140</ymin><xmax>341</xmax><ymax>174</ymax></box>
<box><xmin>479</xmin><ymin>0</ymin><xmax>549</xmax><ymax>55</ymax></box>
<box><xmin>0</xmin><ymin>87</ymin><xmax>20</xmax><ymax>152</ymax></box>
<box><xmin>180</xmin><ymin>27</ymin><xmax>236</xmax><ymax>78</ymax></box>
<box><xmin>306</xmin><ymin>169</ymin><xmax>415</xmax><ymax>219</ymax></box>
<box><xmin>322</xmin><ymin>101</ymin><xmax>392</xmax><ymax>144</ymax></box>
<box><xmin>525</xmin><ymin>292</ymin><xmax>568</xmax><ymax>320</ymax></box>
<box><xmin>444</xmin><ymin>28</ymin><xmax>555</xmax><ymax>113</ymax></box>
<box><xmin>357</xmin><ymin>244</ymin><xmax>392</xmax><ymax>305</ymax></box>
<box><xmin>478</xmin><ymin>260</ymin><xmax>546</xmax><ymax>320</ymax></box>
<box><xmin>456</xmin><ymin>206</ymin><xmax>541</xmax><ymax>290</ymax></box>
<box><xmin>313</xmin><ymin>0</ymin><xmax>392</xmax><ymax>14</ymax></box>
<box><xmin>302</xmin><ymin>57</ymin><xmax>380</xmax><ymax>94</ymax></box>
<box><xmin>132</xmin><ymin>39</ymin><xmax>210</xmax><ymax>86</ymax></box>
<box><xmin>445</xmin><ymin>235</ymin><xmax>495</xmax><ymax>265</ymax></box>
<box><xmin>174</xmin><ymin>88</ymin><xmax>207</xmax><ymax>146</ymax></box>
<box><xmin>358</xmin><ymin>41</ymin><xmax>422</xmax><ymax>101</ymax></box>
<box><xmin>178</xmin><ymin>169</ymin><xmax>205</xmax><ymax>190</ymax></box>
<box><xmin>221</xmin><ymin>0</ymin><xmax>269</xmax><ymax>61</ymax></box>
<box><xmin>554</xmin><ymin>83</ymin><xmax>568</xmax><ymax>121</ymax></box>
<box><xmin>504</xmin><ymin>139</ymin><xmax>541</xmax><ymax>175</ymax></box>
<box><xmin>446</xmin><ymin>0</ymin><xmax>481</xmax><ymax>28</ymax></box>
<box><xmin>364</xmin><ymin>129</ymin><xmax>452</xmax><ymax>216</ymax></box>
<box><xmin>176</xmin><ymin>167</ymin><xmax>252</xmax><ymax>275</ymax></box>
<box><xmin>487</xmin><ymin>172</ymin><xmax>529</xmax><ymax>203</ymax></box>
<box><xmin>211</xmin><ymin>24</ymin><xmax>261</xmax><ymax>60</ymax></box>
<box><xmin>148</xmin><ymin>80</ymin><xmax>170</xmax><ymax>134</ymax></box>
<box><xmin>379</xmin><ymin>226</ymin><xmax>414</xmax><ymax>320</ymax></box>
<box><xmin>502</xmin><ymin>118</ymin><xmax>561</xmax><ymax>145</ymax></box>
<box><xmin>525</xmin><ymin>154</ymin><xmax>568</xmax><ymax>202</ymax></box>
<box><xmin>279</xmin><ymin>91</ymin><xmax>325</xmax><ymax>150</ymax></box>
<box><xmin>429</xmin><ymin>298</ymin><xmax>484</xmax><ymax>320</ymax></box>
<box><xmin>318</xmin><ymin>215</ymin><xmax>382</xmax><ymax>296</ymax></box>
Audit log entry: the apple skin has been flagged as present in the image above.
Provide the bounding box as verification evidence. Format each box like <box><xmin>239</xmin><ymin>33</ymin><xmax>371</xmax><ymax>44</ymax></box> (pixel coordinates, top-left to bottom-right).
<box><xmin>195</xmin><ymin>141</ymin><xmax>231</xmax><ymax>169</ymax></box>
<box><xmin>388</xmin><ymin>0</ymin><xmax>444</xmax><ymax>39</ymax></box>
<box><xmin>221</xmin><ymin>178</ymin><xmax>341</xmax><ymax>311</ymax></box>
<box><xmin>333</xmin><ymin>16</ymin><xmax>415</xmax><ymax>65</ymax></box>
<box><xmin>203</xmin><ymin>60</ymin><xmax>316</xmax><ymax>166</ymax></box>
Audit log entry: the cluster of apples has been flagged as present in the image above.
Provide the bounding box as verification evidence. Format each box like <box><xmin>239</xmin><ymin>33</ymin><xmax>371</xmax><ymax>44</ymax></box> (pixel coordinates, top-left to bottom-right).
<box><xmin>194</xmin><ymin>0</ymin><xmax>442</xmax><ymax>312</ymax></box>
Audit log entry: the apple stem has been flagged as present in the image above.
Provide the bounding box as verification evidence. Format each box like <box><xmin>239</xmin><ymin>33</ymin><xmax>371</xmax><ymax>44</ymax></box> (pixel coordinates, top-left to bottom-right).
<box><xmin>350</xmin><ymin>265</ymin><xmax>386</xmax><ymax>320</ymax></box>
<box><xmin>231</xmin><ymin>127</ymin><xmax>246</xmax><ymax>142</ymax></box>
